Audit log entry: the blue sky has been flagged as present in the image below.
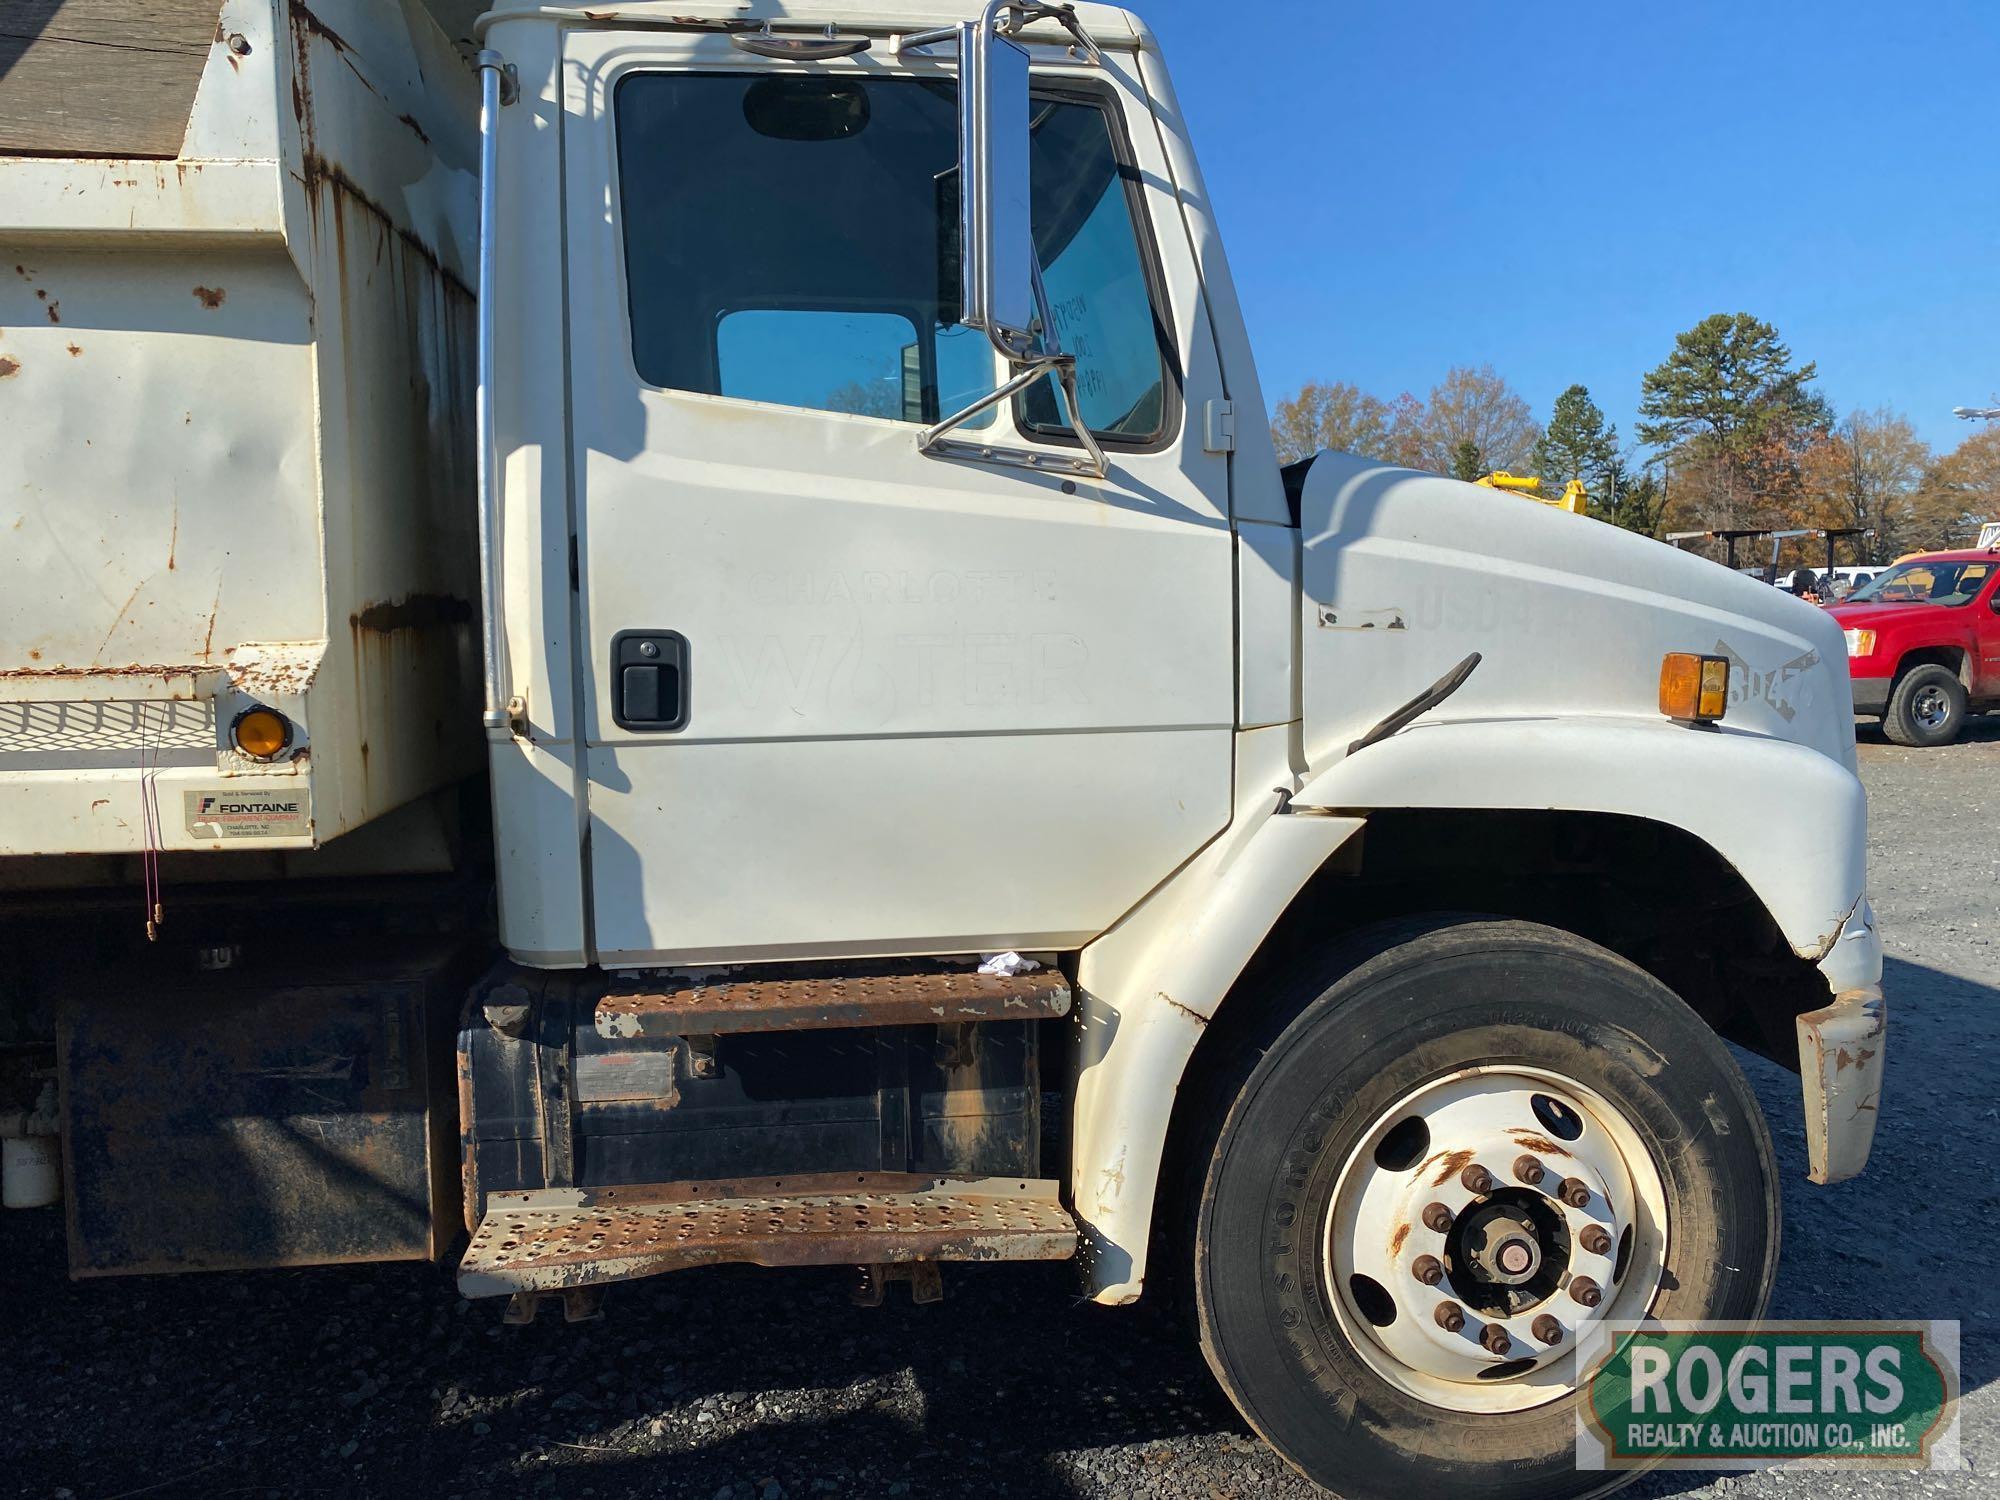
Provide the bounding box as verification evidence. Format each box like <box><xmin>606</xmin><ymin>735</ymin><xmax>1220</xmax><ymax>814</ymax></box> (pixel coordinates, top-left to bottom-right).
<box><xmin>1143</xmin><ymin>0</ymin><xmax>2000</xmax><ymax>457</ymax></box>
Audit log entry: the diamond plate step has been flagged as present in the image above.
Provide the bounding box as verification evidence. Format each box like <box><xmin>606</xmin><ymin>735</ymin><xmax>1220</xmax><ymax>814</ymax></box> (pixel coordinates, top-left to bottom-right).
<box><xmin>458</xmin><ymin>1172</ymin><xmax>1078</xmax><ymax>1297</ymax></box>
<box><xmin>594</xmin><ymin>966</ymin><xmax>1071</xmax><ymax>1039</ymax></box>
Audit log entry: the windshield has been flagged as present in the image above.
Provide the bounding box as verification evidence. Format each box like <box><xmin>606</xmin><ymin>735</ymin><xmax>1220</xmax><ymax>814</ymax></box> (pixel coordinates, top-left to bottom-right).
<box><xmin>1844</xmin><ymin>558</ymin><xmax>1994</xmax><ymax>607</ymax></box>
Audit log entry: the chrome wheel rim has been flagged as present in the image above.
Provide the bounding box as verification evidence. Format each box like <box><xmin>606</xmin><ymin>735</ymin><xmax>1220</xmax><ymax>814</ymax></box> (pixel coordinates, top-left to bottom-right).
<box><xmin>1913</xmin><ymin>684</ymin><xmax>1951</xmax><ymax>730</ymax></box>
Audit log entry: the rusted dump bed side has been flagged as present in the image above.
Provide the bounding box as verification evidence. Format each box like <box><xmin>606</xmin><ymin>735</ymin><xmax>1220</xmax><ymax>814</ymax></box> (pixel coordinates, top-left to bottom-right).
<box><xmin>0</xmin><ymin>0</ymin><xmax>480</xmax><ymax>863</ymax></box>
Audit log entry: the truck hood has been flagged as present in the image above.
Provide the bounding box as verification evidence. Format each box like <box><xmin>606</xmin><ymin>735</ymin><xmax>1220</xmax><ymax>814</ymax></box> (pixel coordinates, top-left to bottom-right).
<box><xmin>1826</xmin><ymin>600</ymin><xmax>1953</xmax><ymax>631</ymax></box>
<box><xmin>1292</xmin><ymin>453</ymin><xmax>1858</xmax><ymax>773</ymax></box>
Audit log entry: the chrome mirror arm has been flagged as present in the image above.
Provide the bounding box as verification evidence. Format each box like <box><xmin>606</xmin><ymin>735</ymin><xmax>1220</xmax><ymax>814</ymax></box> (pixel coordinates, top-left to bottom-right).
<box><xmin>917</xmin><ymin>354</ymin><xmax>1108</xmax><ymax>481</ymax></box>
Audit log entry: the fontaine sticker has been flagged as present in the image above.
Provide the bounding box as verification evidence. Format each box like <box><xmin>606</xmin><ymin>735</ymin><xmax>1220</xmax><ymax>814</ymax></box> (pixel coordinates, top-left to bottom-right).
<box><xmin>1575</xmin><ymin>1321</ymin><xmax>1961</xmax><ymax>1471</ymax></box>
<box><xmin>184</xmin><ymin>788</ymin><xmax>312</xmax><ymax>840</ymax></box>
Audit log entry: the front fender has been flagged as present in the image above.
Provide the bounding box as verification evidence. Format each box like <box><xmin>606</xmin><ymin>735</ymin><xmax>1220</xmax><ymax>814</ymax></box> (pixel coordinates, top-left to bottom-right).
<box><xmin>1294</xmin><ymin>714</ymin><xmax>1869</xmax><ymax>967</ymax></box>
<box><xmin>1298</xmin><ymin>713</ymin><xmax>1885</xmax><ymax>1186</ymax></box>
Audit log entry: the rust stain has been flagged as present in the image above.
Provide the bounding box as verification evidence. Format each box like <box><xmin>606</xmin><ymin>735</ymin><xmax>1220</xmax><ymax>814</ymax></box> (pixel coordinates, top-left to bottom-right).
<box><xmin>66</xmin><ymin>343</ymin><xmax>81</xmax><ymax>357</ymax></box>
<box><xmin>0</xmin><ymin>663</ymin><xmax>207</xmax><ymax>682</ymax></box>
<box><xmin>292</xmin><ymin>0</ymin><xmax>356</xmax><ymax>55</ymax></box>
<box><xmin>302</xmin><ymin>154</ymin><xmax>474</xmax><ymax>300</ymax></box>
<box><xmin>96</xmin><ymin>578</ymin><xmax>147</xmax><ymax>659</ymax></box>
<box><xmin>351</xmin><ymin>594</ymin><xmax>473</xmax><ymax>634</ymax></box>
<box><xmin>396</xmin><ymin>112</ymin><xmax>432</xmax><ymax>146</ymax></box>
<box><xmin>192</xmin><ymin>286</ymin><xmax>227</xmax><ymax>309</ymax></box>
<box><xmin>167</xmin><ymin>504</ymin><xmax>178</xmax><ymax>571</ymax></box>
<box><xmin>1156</xmin><ymin>991</ymin><xmax>1208</xmax><ymax>1028</ymax></box>
<box><xmin>201</xmin><ymin>587</ymin><xmax>221</xmax><ymax>660</ymax></box>
<box><xmin>1429</xmin><ymin>1147</ymin><xmax>1476</xmax><ymax>1187</ymax></box>
<box><xmin>1507</xmin><ymin>1130</ymin><xmax>1574</xmax><ymax>1158</ymax></box>
<box><xmin>26</xmin><ymin>648</ymin><xmax>40</xmax><ymax>659</ymax></box>
<box><xmin>1389</xmin><ymin>1222</ymin><xmax>1410</xmax><ymax>1258</ymax></box>
<box><xmin>0</xmin><ymin>356</ymin><xmax>18</xmax><ymax>379</ymax></box>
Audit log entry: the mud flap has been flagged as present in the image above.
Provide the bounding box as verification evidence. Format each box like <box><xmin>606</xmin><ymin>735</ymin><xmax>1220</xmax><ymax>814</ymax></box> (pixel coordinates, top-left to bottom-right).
<box><xmin>58</xmin><ymin>941</ymin><xmax>477</xmax><ymax>1274</ymax></box>
<box><xmin>1795</xmin><ymin>983</ymin><xmax>1885</xmax><ymax>1185</ymax></box>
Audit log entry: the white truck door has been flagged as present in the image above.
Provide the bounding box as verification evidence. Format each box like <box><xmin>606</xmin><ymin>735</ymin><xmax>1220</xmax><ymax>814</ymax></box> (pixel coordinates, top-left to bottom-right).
<box><xmin>562</xmin><ymin>40</ymin><xmax>1234</xmax><ymax>964</ymax></box>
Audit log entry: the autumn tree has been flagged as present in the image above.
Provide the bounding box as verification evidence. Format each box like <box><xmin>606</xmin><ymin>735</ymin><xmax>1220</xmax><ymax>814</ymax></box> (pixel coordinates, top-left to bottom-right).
<box><xmin>1269</xmin><ymin>381</ymin><xmax>1395</xmax><ymax>465</ymax></box>
<box><xmin>1411</xmin><ymin>364</ymin><xmax>1540</xmax><ymax>477</ymax></box>
<box><xmin>1268</xmin><ymin>372</ymin><xmax>1531</xmax><ymax>475</ymax></box>
<box><xmin>1531</xmin><ymin>385</ymin><xmax>1620</xmax><ymax>497</ymax></box>
<box><xmin>1912</xmin><ymin>426</ymin><xmax>2000</xmax><ymax>552</ymax></box>
<box><xmin>1798</xmin><ymin>408</ymin><xmax>1930</xmax><ymax>560</ymax></box>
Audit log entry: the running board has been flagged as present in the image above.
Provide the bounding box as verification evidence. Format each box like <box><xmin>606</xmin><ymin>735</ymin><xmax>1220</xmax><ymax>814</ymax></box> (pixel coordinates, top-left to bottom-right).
<box><xmin>457</xmin><ymin>1173</ymin><xmax>1078</xmax><ymax>1297</ymax></box>
<box><xmin>593</xmin><ymin>966</ymin><xmax>1071</xmax><ymax>1039</ymax></box>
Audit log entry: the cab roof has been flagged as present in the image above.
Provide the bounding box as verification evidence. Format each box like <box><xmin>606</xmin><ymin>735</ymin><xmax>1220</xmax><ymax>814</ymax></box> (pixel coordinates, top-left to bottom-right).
<box><xmin>469</xmin><ymin>1</ymin><xmax>1147</xmax><ymax>46</ymax></box>
<box><xmin>1890</xmin><ymin>548</ymin><xmax>2000</xmax><ymax>565</ymax></box>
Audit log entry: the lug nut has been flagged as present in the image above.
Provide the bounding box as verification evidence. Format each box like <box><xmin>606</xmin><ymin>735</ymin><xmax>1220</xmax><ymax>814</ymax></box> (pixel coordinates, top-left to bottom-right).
<box><xmin>1570</xmin><ymin>1275</ymin><xmax>1603</xmax><ymax>1309</ymax></box>
<box><xmin>1513</xmin><ymin>1154</ymin><xmax>1546</xmax><ymax>1186</ymax></box>
<box><xmin>1578</xmin><ymin>1224</ymin><xmax>1612</xmax><ymax>1256</ymax></box>
<box><xmin>1434</xmin><ymin>1300</ymin><xmax>1466</xmax><ymax>1333</ymax></box>
<box><xmin>1558</xmin><ymin>1177</ymin><xmax>1592</xmax><ymax>1209</ymax></box>
<box><xmin>1411</xmin><ymin>1254</ymin><xmax>1444</xmax><ymax>1286</ymax></box>
<box><xmin>1422</xmin><ymin>1202</ymin><xmax>1454</xmax><ymax>1234</ymax></box>
<box><xmin>1460</xmin><ymin>1163</ymin><xmax>1494</xmax><ymax>1195</ymax></box>
<box><xmin>1532</xmin><ymin>1314</ymin><xmax>1564</xmax><ymax>1344</ymax></box>
<box><xmin>1479</xmin><ymin>1323</ymin><xmax>1512</xmax><ymax>1356</ymax></box>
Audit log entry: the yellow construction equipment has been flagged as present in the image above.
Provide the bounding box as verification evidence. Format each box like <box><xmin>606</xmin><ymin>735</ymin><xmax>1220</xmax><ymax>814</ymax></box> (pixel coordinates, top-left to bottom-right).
<box><xmin>1474</xmin><ymin>471</ymin><xmax>1588</xmax><ymax>514</ymax></box>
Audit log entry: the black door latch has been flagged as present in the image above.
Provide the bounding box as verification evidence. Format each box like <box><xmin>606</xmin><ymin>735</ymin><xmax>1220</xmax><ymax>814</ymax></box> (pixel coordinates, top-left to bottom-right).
<box><xmin>610</xmin><ymin>630</ymin><xmax>689</xmax><ymax>732</ymax></box>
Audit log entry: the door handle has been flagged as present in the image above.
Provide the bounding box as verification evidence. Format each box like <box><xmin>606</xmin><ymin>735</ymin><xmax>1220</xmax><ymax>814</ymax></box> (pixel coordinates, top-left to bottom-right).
<box><xmin>610</xmin><ymin>630</ymin><xmax>689</xmax><ymax>732</ymax></box>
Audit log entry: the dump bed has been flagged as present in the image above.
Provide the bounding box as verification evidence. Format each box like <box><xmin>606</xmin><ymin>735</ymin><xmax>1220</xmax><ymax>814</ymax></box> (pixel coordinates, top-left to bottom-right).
<box><xmin>0</xmin><ymin>0</ymin><xmax>480</xmax><ymax>862</ymax></box>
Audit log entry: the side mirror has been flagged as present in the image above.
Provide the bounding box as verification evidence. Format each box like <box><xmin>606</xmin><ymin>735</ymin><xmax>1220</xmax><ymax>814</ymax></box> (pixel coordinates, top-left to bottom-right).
<box><xmin>957</xmin><ymin>16</ymin><xmax>1037</xmax><ymax>360</ymax></box>
<box><xmin>904</xmin><ymin>3</ymin><xmax>1107</xmax><ymax>478</ymax></box>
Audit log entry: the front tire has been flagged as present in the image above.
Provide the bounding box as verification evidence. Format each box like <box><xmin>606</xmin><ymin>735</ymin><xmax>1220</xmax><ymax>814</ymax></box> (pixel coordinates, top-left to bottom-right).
<box><xmin>1883</xmin><ymin>662</ymin><xmax>1966</xmax><ymax>746</ymax></box>
<box><xmin>1191</xmin><ymin>919</ymin><xmax>1779</xmax><ymax>1500</ymax></box>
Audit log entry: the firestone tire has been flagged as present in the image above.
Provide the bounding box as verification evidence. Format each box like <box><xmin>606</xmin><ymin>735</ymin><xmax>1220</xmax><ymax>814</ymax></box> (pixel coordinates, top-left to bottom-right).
<box><xmin>1882</xmin><ymin>663</ymin><xmax>1966</xmax><ymax>747</ymax></box>
<box><xmin>1191</xmin><ymin>918</ymin><xmax>1780</xmax><ymax>1500</ymax></box>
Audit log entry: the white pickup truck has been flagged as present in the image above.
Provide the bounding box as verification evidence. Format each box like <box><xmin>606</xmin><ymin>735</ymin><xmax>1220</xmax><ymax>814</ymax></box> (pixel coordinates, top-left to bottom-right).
<box><xmin>0</xmin><ymin>3</ymin><xmax>1884</xmax><ymax>1494</ymax></box>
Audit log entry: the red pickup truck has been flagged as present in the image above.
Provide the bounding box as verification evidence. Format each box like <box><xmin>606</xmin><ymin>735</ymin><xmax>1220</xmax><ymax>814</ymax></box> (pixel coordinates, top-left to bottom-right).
<box><xmin>1829</xmin><ymin>547</ymin><xmax>2000</xmax><ymax>744</ymax></box>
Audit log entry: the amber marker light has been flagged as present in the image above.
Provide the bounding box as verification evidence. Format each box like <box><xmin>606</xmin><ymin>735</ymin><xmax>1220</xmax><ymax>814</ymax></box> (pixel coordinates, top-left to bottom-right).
<box><xmin>1659</xmin><ymin>653</ymin><xmax>1730</xmax><ymax>723</ymax></box>
<box><xmin>231</xmin><ymin>705</ymin><xmax>293</xmax><ymax>760</ymax></box>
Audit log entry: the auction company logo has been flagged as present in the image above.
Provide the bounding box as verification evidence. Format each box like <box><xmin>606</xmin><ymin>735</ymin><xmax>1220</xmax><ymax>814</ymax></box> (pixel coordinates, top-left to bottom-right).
<box><xmin>1575</xmin><ymin>1321</ymin><xmax>1961</xmax><ymax>1472</ymax></box>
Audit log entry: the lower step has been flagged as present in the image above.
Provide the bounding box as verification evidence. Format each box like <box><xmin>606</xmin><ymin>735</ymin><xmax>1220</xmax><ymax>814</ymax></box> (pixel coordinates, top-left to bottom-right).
<box><xmin>458</xmin><ymin>1172</ymin><xmax>1077</xmax><ymax>1297</ymax></box>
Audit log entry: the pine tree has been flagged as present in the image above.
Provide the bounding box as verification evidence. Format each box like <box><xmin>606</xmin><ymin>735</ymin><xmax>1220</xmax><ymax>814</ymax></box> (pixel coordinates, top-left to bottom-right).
<box><xmin>1532</xmin><ymin>385</ymin><xmax>1619</xmax><ymax>495</ymax></box>
<box><xmin>1637</xmin><ymin>313</ymin><xmax>1821</xmax><ymax>455</ymax></box>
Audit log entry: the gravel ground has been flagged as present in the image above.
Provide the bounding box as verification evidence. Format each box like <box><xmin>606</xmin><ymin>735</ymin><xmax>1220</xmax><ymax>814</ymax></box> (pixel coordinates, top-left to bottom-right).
<box><xmin>3</xmin><ymin>720</ymin><xmax>1995</xmax><ymax>1500</ymax></box>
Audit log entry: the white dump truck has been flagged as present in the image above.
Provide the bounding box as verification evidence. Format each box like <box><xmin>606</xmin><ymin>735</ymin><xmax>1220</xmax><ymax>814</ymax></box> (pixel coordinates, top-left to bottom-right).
<box><xmin>0</xmin><ymin>2</ymin><xmax>1885</xmax><ymax>1493</ymax></box>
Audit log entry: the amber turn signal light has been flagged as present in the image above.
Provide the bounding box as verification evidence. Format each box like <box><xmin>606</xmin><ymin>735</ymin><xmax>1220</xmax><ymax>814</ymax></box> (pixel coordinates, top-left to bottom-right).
<box><xmin>231</xmin><ymin>705</ymin><xmax>292</xmax><ymax>760</ymax></box>
<box><xmin>1659</xmin><ymin>653</ymin><xmax>1729</xmax><ymax>723</ymax></box>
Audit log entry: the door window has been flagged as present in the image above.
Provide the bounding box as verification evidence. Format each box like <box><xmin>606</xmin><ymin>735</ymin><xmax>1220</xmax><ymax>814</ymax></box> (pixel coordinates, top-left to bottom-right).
<box><xmin>717</xmin><ymin>308</ymin><xmax>922</xmax><ymax>418</ymax></box>
<box><xmin>612</xmin><ymin>74</ymin><xmax>1171</xmax><ymax>440</ymax></box>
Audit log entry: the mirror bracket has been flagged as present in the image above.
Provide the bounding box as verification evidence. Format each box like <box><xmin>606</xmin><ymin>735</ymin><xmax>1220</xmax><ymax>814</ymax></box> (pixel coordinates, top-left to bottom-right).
<box><xmin>918</xmin><ymin>355</ymin><xmax>1108</xmax><ymax>480</ymax></box>
<box><xmin>893</xmin><ymin>3</ymin><xmax>1102</xmax><ymax>64</ymax></box>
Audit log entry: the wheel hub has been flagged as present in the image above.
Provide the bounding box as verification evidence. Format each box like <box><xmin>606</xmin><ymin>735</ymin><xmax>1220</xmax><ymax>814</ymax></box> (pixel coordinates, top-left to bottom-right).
<box><xmin>1325</xmin><ymin>1067</ymin><xmax>1667</xmax><ymax>1414</ymax></box>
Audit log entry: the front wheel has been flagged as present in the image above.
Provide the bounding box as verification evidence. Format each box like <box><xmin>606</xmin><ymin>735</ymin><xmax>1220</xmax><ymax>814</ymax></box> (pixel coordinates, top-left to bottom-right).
<box><xmin>1883</xmin><ymin>662</ymin><xmax>1966</xmax><ymax>746</ymax></box>
<box><xmin>1192</xmin><ymin>919</ymin><xmax>1779</xmax><ymax>1500</ymax></box>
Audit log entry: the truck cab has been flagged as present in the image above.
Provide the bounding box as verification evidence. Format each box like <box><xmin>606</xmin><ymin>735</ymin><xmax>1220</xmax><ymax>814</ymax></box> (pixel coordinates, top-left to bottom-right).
<box><xmin>0</xmin><ymin>4</ymin><xmax>1886</xmax><ymax>1496</ymax></box>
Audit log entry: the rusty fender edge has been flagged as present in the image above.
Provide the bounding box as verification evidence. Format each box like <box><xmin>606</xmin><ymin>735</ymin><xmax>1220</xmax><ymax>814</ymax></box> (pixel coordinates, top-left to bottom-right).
<box><xmin>1796</xmin><ymin>984</ymin><xmax>1885</xmax><ymax>1185</ymax></box>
